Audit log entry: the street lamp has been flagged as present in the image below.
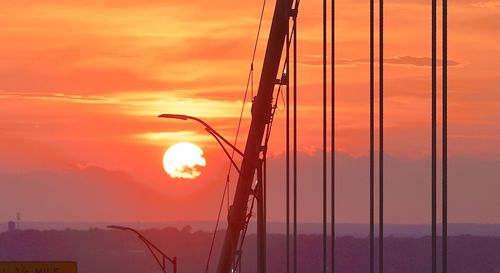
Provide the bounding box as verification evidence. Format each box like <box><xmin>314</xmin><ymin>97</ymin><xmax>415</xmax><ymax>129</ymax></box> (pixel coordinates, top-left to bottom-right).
<box><xmin>158</xmin><ymin>114</ymin><xmax>243</xmax><ymax>173</ymax></box>
<box><xmin>107</xmin><ymin>225</ymin><xmax>177</xmax><ymax>273</ymax></box>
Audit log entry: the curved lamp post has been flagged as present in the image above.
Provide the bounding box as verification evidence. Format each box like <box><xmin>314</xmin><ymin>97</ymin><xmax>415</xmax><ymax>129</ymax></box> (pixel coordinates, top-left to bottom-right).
<box><xmin>107</xmin><ymin>225</ymin><xmax>177</xmax><ymax>273</ymax></box>
<box><xmin>158</xmin><ymin>114</ymin><xmax>243</xmax><ymax>173</ymax></box>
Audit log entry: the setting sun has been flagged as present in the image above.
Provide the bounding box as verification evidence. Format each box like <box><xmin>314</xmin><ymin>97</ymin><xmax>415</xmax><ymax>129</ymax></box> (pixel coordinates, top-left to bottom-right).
<box><xmin>163</xmin><ymin>142</ymin><xmax>207</xmax><ymax>179</ymax></box>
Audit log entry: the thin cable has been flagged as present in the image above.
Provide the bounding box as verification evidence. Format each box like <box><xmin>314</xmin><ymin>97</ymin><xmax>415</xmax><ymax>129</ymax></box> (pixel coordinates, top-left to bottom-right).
<box><xmin>369</xmin><ymin>0</ymin><xmax>375</xmax><ymax>271</ymax></box>
<box><xmin>432</xmin><ymin>0</ymin><xmax>437</xmax><ymax>272</ymax></box>
<box><xmin>251</xmin><ymin>0</ymin><xmax>268</xmax><ymax>65</ymax></box>
<box><xmin>233</xmin><ymin>195</ymin><xmax>257</xmax><ymax>271</ymax></box>
<box><xmin>293</xmin><ymin>10</ymin><xmax>298</xmax><ymax>273</ymax></box>
<box><xmin>379</xmin><ymin>0</ymin><xmax>384</xmax><ymax>272</ymax></box>
<box><xmin>330</xmin><ymin>0</ymin><xmax>336</xmax><ymax>270</ymax></box>
<box><xmin>250</xmin><ymin>36</ymin><xmax>293</xmax><ymax>273</ymax></box>
<box><xmin>205</xmin><ymin>0</ymin><xmax>268</xmax><ymax>271</ymax></box>
<box><xmin>442</xmin><ymin>0</ymin><xmax>448</xmax><ymax>272</ymax></box>
<box><xmin>322</xmin><ymin>0</ymin><xmax>328</xmax><ymax>271</ymax></box>
<box><xmin>263</xmin><ymin>148</ymin><xmax>268</xmax><ymax>273</ymax></box>
<box><xmin>204</xmin><ymin>179</ymin><xmax>230</xmax><ymax>273</ymax></box>
<box><xmin>274</xmin><ymin>3</ymin><xmax>303</xmax><ymax>273</ymax></box>
<box><xmin>286</xmin><ymin>14</ymin><xmax>291</xmax><ymax>273</ymax></box>
<box><xmin>226</xmin><ymin>0</ymin><xmax>268</xmax><ymax>201</ymax></box>
<box><xmin>258</xmin><ymin>25</ymin><xmax>302</xmax><ymax>273</ymax></box>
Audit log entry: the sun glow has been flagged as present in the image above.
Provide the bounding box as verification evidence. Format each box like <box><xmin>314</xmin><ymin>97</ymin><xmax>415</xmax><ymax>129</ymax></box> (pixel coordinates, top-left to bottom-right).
<box><xmin>163</xmin><ymin>142</ymin><xmax>206</xmax><ymax>179</ymax></box>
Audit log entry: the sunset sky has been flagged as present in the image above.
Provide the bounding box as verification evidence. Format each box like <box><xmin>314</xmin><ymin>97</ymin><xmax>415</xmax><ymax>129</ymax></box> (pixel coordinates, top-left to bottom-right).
<box><xmin>1</xmin><ymin>0</ymin><xmax>499</xmax><ymax>225</ymax></box>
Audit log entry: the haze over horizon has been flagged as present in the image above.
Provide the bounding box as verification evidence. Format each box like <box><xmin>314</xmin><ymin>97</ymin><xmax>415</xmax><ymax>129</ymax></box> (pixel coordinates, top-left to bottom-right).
<box><xmin>2</xmin><ymin>151</ymin><xmax>499</xmax><ymax>224</ymax></box>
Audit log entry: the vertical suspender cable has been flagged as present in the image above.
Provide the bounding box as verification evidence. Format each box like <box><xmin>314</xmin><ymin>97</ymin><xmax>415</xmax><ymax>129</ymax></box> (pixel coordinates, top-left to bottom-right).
<box><xmin>442</xmin><ymin>0</ymin><xmax>448</xmax><ymax>272</ymax></box>
<box><xmin>369</xmin><ymin>0</ymin><xmax>375</xmax><ymax>271</ymax></box>
<box><xmin>330</xmin><ymin>0</ymin><xmax>336</xmax><ymax>271</ymax></box>
<box><xmin>286</xmin><ymin>15</ymin><xmax>291</xmax><ymax>273</ymax></box>
<box><xmin>322</xmin><ymin>0</ymin><xmax>328</xmax><ymax>270</ymax></box>
<box><xmin>293</xmin><ymin>8</ymin><xmax>298</xmax><ymax>273</ymax></box>
<box><xmin>431</xmin><ymin>0</ymin><xmax>437</xmax><ymax>272</ymax></box>
<box><xmin>264</xmin><ymin>150</ymin><xmax>268</xmax><ymax>273</ymax></box>
<box><xmin>205</xmin><ymin>181</ymin><xmax>229</xmax><ymax>273</ymax></box>
<box><xmin>379</xmin><ymin>0</ymin><xmax>384</xmax><ymax>271</ymax></box>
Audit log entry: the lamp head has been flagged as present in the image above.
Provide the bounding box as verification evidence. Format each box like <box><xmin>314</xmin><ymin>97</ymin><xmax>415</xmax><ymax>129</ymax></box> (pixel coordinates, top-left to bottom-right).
<box><xmin>107</xmin><ymin>225</ymin><xmax>130</xmax><ymax>231</ymax></box>
<box><xmin>158</xmin><ymin>114</ymin><xmax>189</xmax><ymax>120</ymax></box>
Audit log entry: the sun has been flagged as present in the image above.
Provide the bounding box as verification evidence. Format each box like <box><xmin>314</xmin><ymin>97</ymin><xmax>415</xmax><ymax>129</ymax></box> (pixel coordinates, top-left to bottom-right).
<box><xmin>163</xmin><ymin>142</ymin><xmax>207</xmax><ymax>179</ymax></box>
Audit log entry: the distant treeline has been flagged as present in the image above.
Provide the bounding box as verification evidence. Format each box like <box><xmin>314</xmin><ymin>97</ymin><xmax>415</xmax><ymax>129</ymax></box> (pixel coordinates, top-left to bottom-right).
<box><xmin>1</xmin><ymin>227</ymin><xmax>499</xmax><ymax>273</ymax></box>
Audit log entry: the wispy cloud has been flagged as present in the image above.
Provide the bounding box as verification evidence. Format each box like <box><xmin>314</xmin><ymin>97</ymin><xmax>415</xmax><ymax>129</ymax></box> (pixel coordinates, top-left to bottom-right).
<box><xmin>471</xmin><ymin>1</ymin><xmax>500</xmax><ymax>7</ymax></box>
<box><xmin>301</xmin><ymin>55</ymin><xmax>461</xmax><ymax>67</ymax></box>
<box><xmin>451</xmin><ymin>134</ymin><xmax>500</xmax><ymax>141</ymax></box>
<box><xmin>134</xmin><ymin>131</ymin><xmax>212</xmax><ymax>145</ymax></box>
<box><xmin>0</xmin><ymin>91</ymin><xmax>116</xmax><ymax>104</ymax></box>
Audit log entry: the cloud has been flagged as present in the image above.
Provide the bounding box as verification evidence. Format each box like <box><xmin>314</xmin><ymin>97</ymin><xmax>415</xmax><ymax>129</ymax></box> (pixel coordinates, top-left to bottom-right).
<box><xmin>452</xmin><ymin>134</ymin><xmax>500</xmax><ymax>141</ymax></box>
<box><xmin>0</xmin><ymin>91</ymin><xmax>115</xmax><ymax>104</ymax></box>
<box><xmin>0</xmin><ymin>0</ymin><xmax>259</xmax><ymax>96</ymax></box>
<box><xmin>135</xmin><ymin>131</ymin><xmax>212</xmax><ymax>146</ymax></box>
<box><xmin>193</xmin><ymin>90</ymin><xmax>250</xmax><ymax>101</ymax></box>
<box><xmin>301</xmin><ymin>56</ymin><xmax>461</xmax><ymax>67</ymax></box>
<box><xmin>0</xmin><ymin>135</ymin><xmax>73</xmax><ymax>173</ymax></box>
<box><xmin>0</xmin><ymin>135</ymin><xmax>231</xmax><ymax>222</ymax></box>
<box><xmin>2</xmin><ymin>131</ymin><xmax>500</xmax><ymax>224</ymax></box>
<box><xmin>264</xmin><ymin>151</ymin><xmax>500</xmax><ymax>224</ymax></box>
<box><xmin>383</xmin><ymin>56</ymin><xmax>461</xmax><ymax>67</ymax></box>
<box><xmin>0</xmin><ymin>66</ymin><xmax>171</xmax><ymax>94</ymax></box>
<box><xmin>0</xmin><ymin>166</ymin><xmax>172</xmax><ymax>222</ymax></box>
<box><xmin>471</xmin><ymin>1</ymin><xmax>500</xmax><ymax>7</ymax></box>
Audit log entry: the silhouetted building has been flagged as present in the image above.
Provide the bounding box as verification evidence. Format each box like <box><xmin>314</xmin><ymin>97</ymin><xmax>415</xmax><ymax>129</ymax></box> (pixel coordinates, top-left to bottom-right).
<box><xmin>7</xmin><ymin>221</ymin><xmax>16</xmax><ymax>232</ymax></box>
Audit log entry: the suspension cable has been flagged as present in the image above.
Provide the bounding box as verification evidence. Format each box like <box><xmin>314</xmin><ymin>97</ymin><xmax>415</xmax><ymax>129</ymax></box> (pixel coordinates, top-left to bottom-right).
<box><xmin>233</xmin><ymin>195</ymin><xmax>257</xmax><ymax>271</ymax></box>
<box><xmin>286</xmin><ymin>12</ymin><xmax>291</xmax><ymax>273</ymax></box>
<box><xmin>322</xmin><ymin>0</ymin><xmax>328</xmax><ymax>271</ymax></box>
<box><xmin>379</xmin><ymin>0</ymin><xmax>384</xmax><ymax>270</ymax></box>
<box><xmin>331</xmin><ymin>0</ymin><xmax>336</xmax><ymax>270</ymax></box>
<box><xmin>293</xmin><ymin>4</ymin><xmax>298</xmax><ymax>273</ymax></box>
<box><xmin>204</xmin><ymin>0</ymin><xmax>268</xmax><ymax>271</ymax></box>
<box><xmin>284</xmin><ymin>13</ymin><xmax>302</xmax><ymax>271</ymax></box>
<box><xmin>225</xmin><ymin>0</ymin><xmax>268</xmax><ymax>206</ymax></box>
<box><xmin>442</xmin><ymin>0</ymin><xmax>448</xmax><ymax>272</ymax></box>
<box><xmin>369</xmin><ymin>0</ymin><xmax>375</xmax><ymax>271</ymax></box>
<box><xmin>204</xmin><ymin>179</ymin><xmax>229</xmax><ymax>273</ymax></box>
<box><xmin>432</xmin><ymin>0</ymin><xmax>437</xmax><ymax>272</ymax></box>
<box><xmin>232</xmin><ymin>0</ymin><xmax>302</xmax><ymax>267</ymax></box>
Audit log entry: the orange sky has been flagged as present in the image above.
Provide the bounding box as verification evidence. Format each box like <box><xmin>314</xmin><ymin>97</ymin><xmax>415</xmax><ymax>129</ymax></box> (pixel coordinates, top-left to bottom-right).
<box><xmin>1</xmin><ymin>0</ymin><xmax>499</xmax><ymax>224</ymax></box>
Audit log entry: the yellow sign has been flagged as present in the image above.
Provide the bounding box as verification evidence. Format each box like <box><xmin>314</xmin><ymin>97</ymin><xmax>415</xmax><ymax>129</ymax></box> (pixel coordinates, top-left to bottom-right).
<box><xmin>0</xmin><ymin>262</ymin><xmax>76</xmax><ymax>273</ymax></box>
